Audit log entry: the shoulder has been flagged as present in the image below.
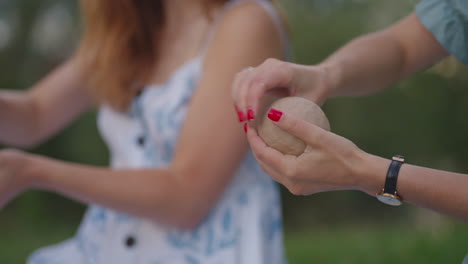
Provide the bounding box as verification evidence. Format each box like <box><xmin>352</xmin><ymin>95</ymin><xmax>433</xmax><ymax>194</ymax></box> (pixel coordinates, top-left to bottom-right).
<box><xmin>222</xmin><ymin>0</ymin><xmax>278</xmax><ymax>23</ymax></box>
<box><xmin>214</xmin><ymin>1</ymin><xmax>284</xmax><ymax>47</ymax></box>
<box><xmin>203</xmin><ymin>0</ymin><xmax>286</xmax><ymax>64</ymax></box>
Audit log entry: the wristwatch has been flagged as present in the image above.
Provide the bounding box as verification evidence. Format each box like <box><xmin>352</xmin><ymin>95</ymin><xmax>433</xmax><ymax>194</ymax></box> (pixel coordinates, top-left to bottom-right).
<box><xmin>376</xmin><ymin>155</ymin><xmax>405</xmax><ymax>206</ymax></box>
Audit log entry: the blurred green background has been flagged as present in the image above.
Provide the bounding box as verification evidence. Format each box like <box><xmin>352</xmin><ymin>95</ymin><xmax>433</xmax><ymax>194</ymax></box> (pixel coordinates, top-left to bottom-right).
<box><xmin>0</xmin><ymin>0</ymin><xmax>467</xmax><ymax>263</ymax></box>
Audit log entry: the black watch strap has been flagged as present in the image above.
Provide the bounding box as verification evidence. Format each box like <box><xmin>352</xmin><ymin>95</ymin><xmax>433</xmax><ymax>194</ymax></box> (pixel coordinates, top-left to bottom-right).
<box><xmin>383</xmin><ymin>155</ymin><xmax>405</xmax><ymax>196</ymax></box>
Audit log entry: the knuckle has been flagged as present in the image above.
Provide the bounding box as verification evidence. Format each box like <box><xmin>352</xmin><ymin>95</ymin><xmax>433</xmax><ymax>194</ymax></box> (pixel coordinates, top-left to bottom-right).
<box><xmin>287</xmin><ymin>183</ymin><xmax>303</xmax><ymax>196</ymax></box>
<box><xmin>282</xmin><ymin>163</ymin><xmax>297</xmax><ymax>179</ymax></box>
<box><xmin>233</xmin><ymin>72</ymin><xmax>245</xmax><ymax>84</ymax></box>
<box><xmin>278</xmin><ymin>65</ymin><xmax>294</xmax><ymax>82</ymax></box>
<box><xmin>285</xmin><ymin>185</ymin><xmax>296</xmax><ymax>195</ymax></box>
<box><xmin>255</xmin><ymin>150</ymin><xmax>267</xmax><ymax>163</ymax></box>
<box><xmin>286</xmin><ymin>118</ymin><xmax>300</xmax><ymax>133</ymax></box>
<box><xmin>311</xmin><ymin>131</ymin><xmax>326</xmax><ymax>145</ymax></box>
<box><xmin>264</xmin><ymin>58</ymin><xmax>278</xmax><ymax>65</ymax></box>
<box><xmin>250</xmin><ymin>78</ymin><xmax>264</xmax><ymax>91</ymax></box>
<box><xmin>239</xmin><ymin>79</ymin><xmax>251</xmax><ymax>100</ymax></box>
<box><xmin>270</xmin><ymin>60</ymin><xmax>287</xmax><ymax>74</ymax></box>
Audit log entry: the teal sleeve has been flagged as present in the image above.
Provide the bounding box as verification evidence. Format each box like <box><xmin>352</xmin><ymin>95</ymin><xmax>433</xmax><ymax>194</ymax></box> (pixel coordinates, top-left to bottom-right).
<box><xmin>416</xmin><ymin>0</ymin><xmax>468</xmax><ymax>64</ymax></box>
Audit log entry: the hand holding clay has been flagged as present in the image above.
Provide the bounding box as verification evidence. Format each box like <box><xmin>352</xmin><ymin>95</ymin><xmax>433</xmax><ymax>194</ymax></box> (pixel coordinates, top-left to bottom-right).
<box><xmin>231</xmin><ymin>59</ymin><xmax>331</xmax><ymax>123</ymax></box>
<box><xmin>258</xmin><ymin>97</ymin><xmax>330</xmax><ymax>156</ymax></box>
<box><xmin>246</xmin><ymin>104</ymin><xmax>364</xmax><ymax>196</ymax></box>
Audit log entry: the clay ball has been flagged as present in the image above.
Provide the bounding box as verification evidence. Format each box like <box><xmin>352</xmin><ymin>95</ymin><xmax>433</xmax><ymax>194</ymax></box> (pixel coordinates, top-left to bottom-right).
<box><xmin>258</xmin><ymin>97</ymin><xmax>330</xmax><ymax>156</ymax></box>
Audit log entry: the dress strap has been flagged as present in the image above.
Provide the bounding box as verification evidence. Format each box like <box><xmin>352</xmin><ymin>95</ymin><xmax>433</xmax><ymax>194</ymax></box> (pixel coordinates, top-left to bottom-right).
<box><xmin>255</xmin><ymin>0</ymin><xmax>291</xmax><ymax>60</ymax></box>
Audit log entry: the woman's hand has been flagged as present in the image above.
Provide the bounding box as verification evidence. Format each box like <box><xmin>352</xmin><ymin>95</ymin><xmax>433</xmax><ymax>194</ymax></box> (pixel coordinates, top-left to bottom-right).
<box><xmin>0</xmin><ymin>149</ymin><xmax>33</xmax><ymax>208</ymax></box>
<box><xmin>245</xmin><ymin>109</ymin><xmax>376</xmax><ymax>196</ymax></box>
<box><xmin>231</xmin><ymin>59</ymin><xmax>333</xmax><ymax>122</ymax></box>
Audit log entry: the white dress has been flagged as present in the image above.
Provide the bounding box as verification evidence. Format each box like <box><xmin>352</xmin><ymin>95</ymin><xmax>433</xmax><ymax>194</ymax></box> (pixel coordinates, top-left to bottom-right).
<box><xmin>28</xmin><ymin>1</ymin><xmax>289</xmax><ymax>263</ymax></box>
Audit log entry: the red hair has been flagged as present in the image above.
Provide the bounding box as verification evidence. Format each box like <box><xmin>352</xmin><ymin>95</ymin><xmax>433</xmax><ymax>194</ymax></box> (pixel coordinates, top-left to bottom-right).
<box><xmin>77</xmin><ymin>0</ymin><xmax>274</xmax><ymax>111</ymax></box>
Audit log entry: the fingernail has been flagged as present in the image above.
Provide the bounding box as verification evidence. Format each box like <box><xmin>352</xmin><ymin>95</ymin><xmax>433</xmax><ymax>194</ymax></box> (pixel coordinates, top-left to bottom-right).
<box><xmin>247</xmin><ymin>109</ymin><xmax>255</xmax><ymax>121</ymax></box>
<box><xmin>234</xmin><ymin>105</ymin><xmax>245</xmax><ymax>123</ymax></box>
<box><xmin>237</xmin><ymin>111</ymin><xmax>246</xmax><ymax>122</ymax></box>
<box><xmin>243</xmin><ymin>123</ymin><xmax>248</xmax><ymax>133</ymax></box>
<box><xmin>267</xmin><ymin>108</ymin><xmax>283</xmax><ymax>122</ymax></box>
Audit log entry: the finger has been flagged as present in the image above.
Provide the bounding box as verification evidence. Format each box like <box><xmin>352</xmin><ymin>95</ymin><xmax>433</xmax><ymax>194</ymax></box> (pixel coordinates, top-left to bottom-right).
<box><xmin>231</xmin><ymin>71</ymin><xmax>243</xmax><ymax>110</ymax></box>
<box><xmin>232</xmin><ymin>69</ymin><xmax>252</xmax><ymax>122</ymax></box>
<box><xmin>246</xmin><ymin>124</ymin><xmax>294</xmax><ymax>176</ymax></box>
<box><xmin>256</xmin><ymin>159</ymin><xmax>286</xmax><ymax>184</ymax></box>
<box><xmin>271</xmin><ymin>110</ymin><xmax>332</xmax><ymax>148</ymax></box>
<box><xmin>237</xmin><ymin>67</ymin><xmax>258</xmax><ymax>118</ymax></box>
<box><xmin>249</xmin><ymin>134</ymin><xmax>291</xmax><ymax>185</ymax></box>
<box><xmin>245</xmin><ymin>60</ymin><xmax>293</xmax><ymax>118</ymax></box>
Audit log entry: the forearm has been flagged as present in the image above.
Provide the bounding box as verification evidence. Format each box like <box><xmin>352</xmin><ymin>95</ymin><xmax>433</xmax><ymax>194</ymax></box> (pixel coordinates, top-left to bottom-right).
<box><xmin>318</xmin><ymin>14</ymin><xmax>448</xmax><ymax>98</ymax></box>
<box><xmin>319</xmin><ymin>32</ymin><xmax>408</xmax><ymax>97</ymax></box>
<box><xmin>29</xmin><ymin>155</ymin><xmax>204</xmax><ymax>229</ymax></box>
<box><xmin>359</xmin><ymin>153</ymin><xmax>468</xmax><ymax>222</ymax></box>
<box><xmin>0</xmin><ymin>59</ymin><xmax>92</xmax><ymax>148</ymax></box>
<box><xmin>0</xmin><ymin>91</ymin><xmax>40</xmax><ymax>147</ymax></box>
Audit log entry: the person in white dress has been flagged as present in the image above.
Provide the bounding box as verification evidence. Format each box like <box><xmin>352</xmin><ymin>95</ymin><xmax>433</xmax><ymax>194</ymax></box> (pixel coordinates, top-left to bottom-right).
<box><xmin>0</xmin><ymin>0</ymin><xmax>289</xmax><ymax>263</ymax></box>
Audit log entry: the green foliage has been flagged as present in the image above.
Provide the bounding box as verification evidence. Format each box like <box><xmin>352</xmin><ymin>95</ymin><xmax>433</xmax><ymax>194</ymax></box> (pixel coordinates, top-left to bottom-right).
<box><xmin>286</xmin><ymin>223</ymin><xmax>468</xmax><ymax>264</ymax></box>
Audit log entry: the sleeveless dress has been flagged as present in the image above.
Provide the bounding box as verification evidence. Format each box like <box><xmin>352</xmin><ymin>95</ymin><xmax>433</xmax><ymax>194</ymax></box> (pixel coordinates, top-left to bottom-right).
<box><xmin>28</xmin><ymin>1</ymin><xmax>289</xmax><ymax>264</ymax></box>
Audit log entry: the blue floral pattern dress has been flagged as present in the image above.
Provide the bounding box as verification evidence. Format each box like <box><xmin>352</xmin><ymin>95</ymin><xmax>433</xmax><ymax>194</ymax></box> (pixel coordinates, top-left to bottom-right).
<box><xmin>28</xmin><ymin>0</ymin><xmax>288</xmax><ymax>263</ymax></box>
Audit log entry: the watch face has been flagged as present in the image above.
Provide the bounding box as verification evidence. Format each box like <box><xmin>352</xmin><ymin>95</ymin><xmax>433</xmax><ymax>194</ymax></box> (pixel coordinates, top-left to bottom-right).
<box><xmin>377</xmin><ymin>194</ymin><xmax>402</xmax><ymax>206</ymax></box>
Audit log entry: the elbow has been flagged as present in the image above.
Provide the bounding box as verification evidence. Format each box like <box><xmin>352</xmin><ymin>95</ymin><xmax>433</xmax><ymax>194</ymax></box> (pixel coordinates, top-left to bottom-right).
<box><xmin>159</xmin><ymin>167</ymin><xmax>217</xmax><ymax>230</ymax></box>
<box><xmin>148</xmin><ymin>180</ymin><xmax>212</xmax><ymax>230</ymax></box>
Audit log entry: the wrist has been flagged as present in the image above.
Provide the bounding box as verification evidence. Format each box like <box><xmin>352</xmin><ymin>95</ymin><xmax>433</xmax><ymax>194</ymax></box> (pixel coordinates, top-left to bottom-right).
<box><xmin>354</xmin><ymin>152</ymin><xmax>390</xmax><ymax>196</ymax></box>
<box><xmin>0</xmin><ymin>149</ymin><xmax>38</xmax><ymax>191</ymax></box>
<box><xmin>23</xmin><ymin>153</ymin><xmax>50</xmax><ymax>190</ymax></box>
<box><xmin>291</xmin><ymin>64</ymin><xmax>331</xmax><ymax>106</ymax></box>
<box><xmin>315</xmin><ymin>61</ymin><xmax>341</xmax><ymax>99</ymax></box>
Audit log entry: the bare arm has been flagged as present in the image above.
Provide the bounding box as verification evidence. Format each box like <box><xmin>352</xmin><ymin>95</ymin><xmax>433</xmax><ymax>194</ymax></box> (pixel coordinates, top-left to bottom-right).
<box><xmin>2</xmin><ymin>2</ymin><xmax>284</xmax><ymax>229</ymax></box>
<box><xmin>0</xmin><ymin>58</ymin><xmax>93</xmax><ymax>147</ymax></box>
<box><xmin>321</xmin><ymin>13</ymin><xmax>449</xmax><ymax>98</ymax></box>
<box><xmin>361</xmin><ymin>154</ymin><xmax>468</xmax><ymax>222</ymax></box>
<box><xmin>233</xmin><ymin>13</ymin><xmax>449</xmax><ymax>115</ymax></box>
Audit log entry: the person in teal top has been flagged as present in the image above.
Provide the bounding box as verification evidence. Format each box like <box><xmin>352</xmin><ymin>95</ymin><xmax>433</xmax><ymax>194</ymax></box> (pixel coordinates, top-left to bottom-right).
<box><xmin>231</xmin><ymin>0</ymin><xmax>468</xmax><ymax>261</ymax></box>
<box><xmin>416</xmin><ymin>0</ymin><xmax>468</xmax><ymax>64</ymax></box>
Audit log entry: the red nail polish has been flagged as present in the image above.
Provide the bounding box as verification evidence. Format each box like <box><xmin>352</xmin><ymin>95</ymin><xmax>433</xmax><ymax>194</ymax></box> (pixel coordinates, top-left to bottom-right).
<box><xmin>247</xmin><ymin>109</ymin><xmax>255</xmax><ymax>120</ymax></box>
<box><xmin>237</xmin><ymin>111</ymin><xmax>246</xmax><ymax>122</ymax></box>
<box><xmin>267</xmin><ymin>108</ymin><xmax>283</xmax><ymax>122</ymax></box>
<box><xmin>243</xmin><ymin>123</ymin><xmax>248</xmax><ymax>133</ymax></box>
